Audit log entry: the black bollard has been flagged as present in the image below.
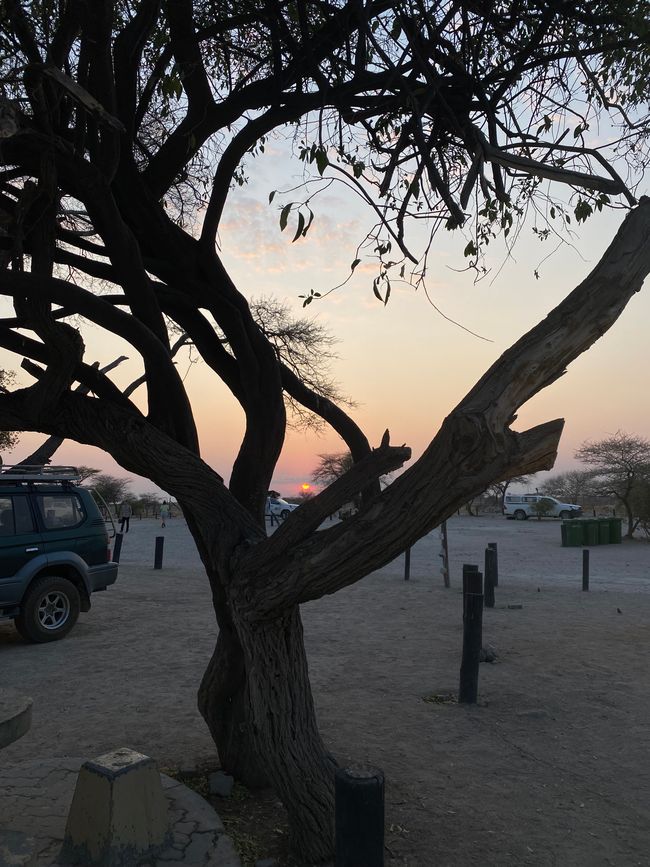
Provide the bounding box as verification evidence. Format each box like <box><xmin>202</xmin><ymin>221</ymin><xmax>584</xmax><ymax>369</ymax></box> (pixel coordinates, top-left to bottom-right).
<box><xmin>404</xmin><ymin>547</ymin><xmax>411</xmax><ymax>581</ymax></box>
<box><xmin>462</xmin><ymin>563</ymin><xmax>481</xmax><ymax>618</ymax></box>
<box><xmin>484</xmin><ymin>547</ymin><xmax>497</xmax><ymax>608</ymax></box>
<box><xmin>582</xmin><ymin>548</ymin><xmax>589</xmax><ymax>591</ymax></box>
<box><xmin>112</xmin><ymin>532</ymin><xmax>123</xmax><ymax>564</ymax></box>
<box><xmin>459</xmin><ymin>569</ymin><xmax>483</xmax><ymax>704</ymax></box>
<box><xmin>440</xmin><ymin>520</ymin><xmax>450</xmax><ymax>588</ymax></box>
<box><xmin>487</xmin><ymin>542</ymin><xmax>498</xmax><ymax>586</ymax></box>
<box><xmin>154</xmin><ymin>536</ymin><xmax>164</xmax><ymax>570</ymax></box>
<box><xmin>335</xmin><ymin>766</ymin><xmax>384</xmax><ymax>867</ymax></box>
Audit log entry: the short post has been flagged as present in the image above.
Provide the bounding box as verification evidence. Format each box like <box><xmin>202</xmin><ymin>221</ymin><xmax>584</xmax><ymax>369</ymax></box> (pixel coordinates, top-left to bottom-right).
<box><xmin>335</xmin><ymin>766</ymin><xmax>384</xmax><ymax>867</ymax></box>
<box><xmin>440</xmin><ymin>521</ymin><xmax>450</xmax><ymax>588</ymax></box>
<box><xmin>459</xmin><ymin>567</ymin><xmax>483</xmax><ymax>704</ymax></box>
<box><xmin>154</xmin><ymin>536</ymin><xmax>164</xmax><ymax>570</ymax></box>
<box><xmin>484</xmin><ymin>546</ymin><xmax>496</xmax><ymax>608</ymax></box>
<box><xmin>462</xmin><ymin>563</ymin><xmax>480</xmax><ymax>610</ymax></box>
<box><xmin>62</xmin><ymin>748</ymin><xmax>168</xmax><ymax>866</ymax></box>
<box><xmin>487</xmin><ymin>542</ymin><xmax>498</xmax><ymax>586</ymax></box>
<box><xmin>404</xmin><ymin>547</ymin><xmax>411</xmax><ymax>581</ymax></box>
<box><xmin>582</xmin><ymin>548</ymin><xmax>589</xmax><ymax>591</ymax></box>
<box><xmin>112</xmin><ymin>532</ymin><xmax>124</xmax><ymax>564</ymax></box>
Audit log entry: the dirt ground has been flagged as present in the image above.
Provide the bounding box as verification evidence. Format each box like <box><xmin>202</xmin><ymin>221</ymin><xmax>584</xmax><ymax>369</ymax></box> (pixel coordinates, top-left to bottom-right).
<box><xmin>2</xmin><ymin>514</ymin><xmax>650</xmax><ymax>866</ymax></box>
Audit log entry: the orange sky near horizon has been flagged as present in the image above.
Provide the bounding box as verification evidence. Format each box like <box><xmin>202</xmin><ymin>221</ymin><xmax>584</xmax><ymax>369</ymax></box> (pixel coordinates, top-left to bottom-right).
<box><xmin>2</xmin><ymin>146</ymin><xmax>649</xmax><ymax>499</ymax></box>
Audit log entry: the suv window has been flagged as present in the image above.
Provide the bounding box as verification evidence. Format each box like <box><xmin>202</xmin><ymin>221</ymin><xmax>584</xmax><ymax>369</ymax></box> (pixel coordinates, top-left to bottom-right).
<box><xmin>0</xmin><ymin>495</ymin><xmax>36</xmax><ymax>535</ymax></box>
<box><xmin>35</xmin><ymin>493</ymin><xmax>86</xmax><ymax>530</ymax></box>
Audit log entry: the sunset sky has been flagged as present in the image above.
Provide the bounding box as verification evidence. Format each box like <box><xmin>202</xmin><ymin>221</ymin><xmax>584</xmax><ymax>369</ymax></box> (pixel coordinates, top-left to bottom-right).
<box><xmin>4</xmin><ymin>141</ymin><xmax>649</xmax><ymax>499</ymax></box>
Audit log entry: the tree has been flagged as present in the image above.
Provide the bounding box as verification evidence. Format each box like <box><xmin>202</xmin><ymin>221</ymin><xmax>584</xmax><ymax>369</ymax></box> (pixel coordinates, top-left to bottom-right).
<box><xmin>133</xmin><ymin>493</ymin><xmax>162</xmax><ymax>517</ymax></box>
<box><xmin>1</xmin><ymin>2</ymin><xmax>650</xmax><ymax>860</ymax></box>
<box><xmin>91</xmin><ymin>475</ymin><xmax>132</xmax><ymax>510</ymax></box>
<box><xmin>575</xmin><ymin>432</ymin><xmax>650</xmax><ymax>537</ymax></box>
<box><xmin>487</xmin><ymin>475</ymin><xmax>535</xmax><ymax>512</ymax></box>
<box><xmin>0</xmin><ymin>370</ymin><xmax>20</xmax><ymax>456</ymax></box>
<box><xmin>76</xmin><ymin>465</ymin><xmax>101</xmax><ymax>483</ymax></box>
<box><xmin>530</xmin><ymin>497</ymin><xmax>554</xmax><ymax>520</ymax></box>
<box><xmin>312</xmin><ymin>452</ymin><xmax>355</xmax><ymax>488</ymax></box>
<box><xmin>539</xmin><ymin>470</ymin><xmax>597</xmax><ymax>505</ymax></box>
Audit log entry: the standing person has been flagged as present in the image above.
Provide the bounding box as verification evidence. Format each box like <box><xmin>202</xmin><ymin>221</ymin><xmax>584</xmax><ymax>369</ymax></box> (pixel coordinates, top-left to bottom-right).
<box><xmin>160</xmin><ymin>500</ymin><xmax>170</xmax><ymax>528</ymax></box>
<box><xmin>118</xmin><ymin>500</ymin><xmax>133</xmax><ymax>533</ymax></box>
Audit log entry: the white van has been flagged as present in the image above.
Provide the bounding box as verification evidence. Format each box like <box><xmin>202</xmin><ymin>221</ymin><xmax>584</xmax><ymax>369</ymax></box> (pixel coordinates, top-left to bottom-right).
<box><xmin>265</xmin><ymin>497</ymin><xmax>299</xmax><ymax>520</ymax></box>
<box><xmin>504</xmin><ymin>494</ymin><xmax>582</xmax><ymax>521</ymax></box>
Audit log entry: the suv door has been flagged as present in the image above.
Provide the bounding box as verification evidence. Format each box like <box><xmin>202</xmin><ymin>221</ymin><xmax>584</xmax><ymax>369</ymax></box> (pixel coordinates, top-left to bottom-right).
<box><xmin>0</xmin><ymin>494</ymin><xmax>43</xmax><ymax>606</ymax></box>
<box><xmin>33</xmin><ymin>491</ymin><xmax>89</xmax><ymax>560</ymax></box>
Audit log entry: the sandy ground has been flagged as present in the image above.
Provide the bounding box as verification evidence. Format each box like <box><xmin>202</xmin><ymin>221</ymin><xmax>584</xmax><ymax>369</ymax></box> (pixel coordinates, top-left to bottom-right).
<box><xmin>1</xmin><ymin>514</ymin><xmax>649</xmax><ymax>866</ymax></box>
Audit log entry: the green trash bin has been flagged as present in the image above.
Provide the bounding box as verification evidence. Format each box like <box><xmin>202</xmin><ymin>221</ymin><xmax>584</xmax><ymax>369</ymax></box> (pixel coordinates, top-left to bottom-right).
<box><xmin>597</xmin><ymin>518</ymin><xmax>610</xmax><ymax>545</ymax></box>
<box><xmin>563</xmin><ymin>520</ymin><xmax>584</xmax><ymax>547</ymax></box>
<box><xmin>608</xmin><ymin>517</ymin><xmax>623</xmax><ymax>544</ymax></box>
<box><xmin>582</xmin><ymin>518</ymin><xmax>600</xmax><ymax>546</ymax></box>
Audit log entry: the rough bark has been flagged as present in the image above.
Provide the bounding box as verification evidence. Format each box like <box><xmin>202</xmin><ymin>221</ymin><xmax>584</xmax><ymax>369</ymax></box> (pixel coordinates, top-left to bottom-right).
<box><xmin>198</xmin><ymin>628</ymin><xmax>270</xmax><ymax>788</ymax></box>
<box><xmin>234</xmin><ymin>606</ymin><xmax>337</xmax><ymax>861</ymax></box>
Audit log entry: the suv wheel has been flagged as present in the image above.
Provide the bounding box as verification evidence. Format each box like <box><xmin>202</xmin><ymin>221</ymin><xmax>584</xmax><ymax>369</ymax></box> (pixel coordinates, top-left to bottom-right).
<box><xmin>15</xmin><ymin>576</ymin><xmax>81</xmax><ymax>643</ymax></box>
<box><xmin>514</xmin><ymin>509</ymin><xmax>527</xmax><ymax>521</ymax></box>
<box><xmin>280</xmin><ymin>509</ymin><xmax>290</xmax><ymax>520</ymax></box>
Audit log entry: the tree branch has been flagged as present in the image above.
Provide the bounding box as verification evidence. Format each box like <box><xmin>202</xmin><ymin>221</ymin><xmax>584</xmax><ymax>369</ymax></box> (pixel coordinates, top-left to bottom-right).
<box><xmin>239</xmin><ymin>198</ymin><xmax>650</xmax><ymax>618</ymax></box>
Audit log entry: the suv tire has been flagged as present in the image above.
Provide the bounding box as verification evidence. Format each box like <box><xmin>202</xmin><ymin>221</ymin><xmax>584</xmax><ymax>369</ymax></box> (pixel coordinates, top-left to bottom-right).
<box><xmin>15</xmin><ymin>576</ymin><xmax>81</xmax><ymax>643</ymax></box>
<box><xmin>280</xmin><ymin>509</ymin><xmax>290</xmax><ymax>520</ymax></box>
<box><xmin>559</xmin><ymin>510</ymin><xmax>571</xmax><ymax>519</ymax></box>
<box><xmin>514</xmin><ymin>509</ymin><xmax>527</xmax><ymax>521</ymax></box>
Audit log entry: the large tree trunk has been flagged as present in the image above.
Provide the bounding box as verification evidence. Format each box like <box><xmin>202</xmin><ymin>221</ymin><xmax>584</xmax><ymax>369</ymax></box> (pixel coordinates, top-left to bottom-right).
<box><xmin>201</xmin><ymin>597</ymin><xmax>336</xmax><ymax>861</ymax></box>
<box><xmin>235</xmin><ymin>605</ymin><xmax>337</xmax><ymax>862</ymax></box>
<box><xmin>191</xmin><ymin>517</ymin><xmax>336</xmax><ymax>860</ymax></box>
<box><xmin>198</xmin><ymin>627</ymin><xmax>269</xmax><ymax>788</ymax></box>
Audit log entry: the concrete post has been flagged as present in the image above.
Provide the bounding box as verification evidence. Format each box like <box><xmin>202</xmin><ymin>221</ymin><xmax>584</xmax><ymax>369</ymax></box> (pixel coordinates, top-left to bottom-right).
<box><xmin>62</xmin><ymin>747</ymin><xmax>169</xmax><ymax>865</ymax></box>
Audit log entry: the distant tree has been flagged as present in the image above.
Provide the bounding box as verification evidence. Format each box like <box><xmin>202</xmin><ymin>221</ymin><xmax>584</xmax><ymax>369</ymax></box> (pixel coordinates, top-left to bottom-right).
<box><xmin>530</xmin><ymin>497</ymin><xmax>555</xmax><ymax>520</ymax></box>
<box><xmin>91</xmin><ymin>475</ymin><xmax>132</xmax><ymax>510</ymax></box>
<box><xmin>539</xmin><ymin>470</ymin><xmax>596</xmax><ymax>504</ymax></box>
<box><xmin>632</xmin><ymin>482</ymin><xmax>650</xmax><ymax>539</ymax></box>
<box><xmin>487</xmin><ymin>475</ymin><xmax>535</xmax><ymax>512</ymax></box>
<box><xmin>133</xmin><ymin>494</ymin><xmax>162</xmax><ymax>517</ymax></box>
<box><xmin>575</xmin><ymin>432</ymin><xmax>650</xmax><ymax>537</ymax></box>
<box><xmin>311</xmin><ymin>452</ymin><xmax>355</xmax><ymax>488</ymax></box>
<box><xmin>0</xmin><ymin>371</ymin><xmax>20</xmax><ymax>456</ymax></box>
<box><xmin>76</xmin><ymin>466</ymin><xmax>101</xmax><ymax>483</ymax></box>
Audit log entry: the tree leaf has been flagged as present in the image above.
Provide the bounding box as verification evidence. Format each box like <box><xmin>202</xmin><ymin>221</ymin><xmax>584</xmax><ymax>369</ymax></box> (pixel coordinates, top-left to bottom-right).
<box><xmin>292</xmin><ymin>211</ymin><xmax>306</xmax><ymax>242</ymax></box>
<box><xmin>350</xmin><ymin>258</ymin><xmax>361</xmax><ymax>271</ymax></box>
<box><xmin>268</xmin><ymin>190</ymin><xmax>276</xmax><ymax>204</ymax></box>
<box><xmin>303</xmin><ymin>207</ymin><xmax>314</xmax><ymax>236</ymax></box>
<box><xmin>280</xmin><ymin>203</ymin><xmax>292</xmax><ymax>231</ymax></box>
<box><xmin>315</xmin><ymin>148</ymin><xmax>328</xmax><ymax>176</ymax></box>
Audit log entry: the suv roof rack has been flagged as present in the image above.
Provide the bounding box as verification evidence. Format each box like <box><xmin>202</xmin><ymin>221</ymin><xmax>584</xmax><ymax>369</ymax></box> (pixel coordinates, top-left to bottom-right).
<box><xmin>0</xmin><ymin>465</ymin><xmax>81</xmax><ymax>483</ymax></box>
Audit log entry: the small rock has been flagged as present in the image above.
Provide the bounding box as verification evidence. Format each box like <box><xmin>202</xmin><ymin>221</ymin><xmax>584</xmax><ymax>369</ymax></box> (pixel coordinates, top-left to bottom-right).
<box><xmin>255</xmin><ymin>859</ymin><xmax>278</xmax><ymax>867</ymax></box>
<box><xmin>507</xmin><ymin>604</ymin><xmax>523</xmax><ymax>610</ymax></box>
<box><xmin>480</xmin><ymin>645</ymin><xmax>497</xmax><ymax>663</ymax></box>
<box><xmin>208</xmin><ymin>770</ymin><xmax>234</xmax><ymax>797</ymax></box>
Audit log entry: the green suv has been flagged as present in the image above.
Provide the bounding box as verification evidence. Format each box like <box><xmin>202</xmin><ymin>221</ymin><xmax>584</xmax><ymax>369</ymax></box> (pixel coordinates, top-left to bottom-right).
<box><xmin>0</xmin><ymin>466</ymin><xmax>118</xmax><ymax>643</ymax></box>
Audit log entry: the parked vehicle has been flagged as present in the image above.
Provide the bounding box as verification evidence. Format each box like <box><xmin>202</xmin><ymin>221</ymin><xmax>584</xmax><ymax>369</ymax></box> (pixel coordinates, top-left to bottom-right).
<box><xmin>265</xmin><ymin>496</ymin><xmax>299</xmax><ymax>520</ymax></box>
<box><xmin>504</xmin><ymin>494</ymin><xmax>582</xmax><ymax>521</ymax></box>
<box><xmin>0</xmin><ymin>466</ymin><xmax>118</xmax><ymax>642</ymax></box>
